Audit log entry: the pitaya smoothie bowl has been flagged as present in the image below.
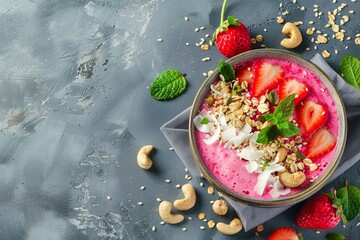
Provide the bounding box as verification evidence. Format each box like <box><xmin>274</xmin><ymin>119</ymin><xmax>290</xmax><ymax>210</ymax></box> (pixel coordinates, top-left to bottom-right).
<box><xmin>189</xmin><ymin>49</ymin><xmax>347</xmax><ymax>207</ymax></box>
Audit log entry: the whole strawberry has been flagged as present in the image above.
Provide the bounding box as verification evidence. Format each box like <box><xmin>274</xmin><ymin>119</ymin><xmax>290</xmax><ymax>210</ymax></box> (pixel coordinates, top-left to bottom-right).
<box><xmin>296</xmin><ymin>193</ymin><xmax>341</xmax><ymax>230</ymax></box>
<box><xmin>212</xmin><ymin>0</ymin><xmax>251</xmax><ymax>58</ymax></box>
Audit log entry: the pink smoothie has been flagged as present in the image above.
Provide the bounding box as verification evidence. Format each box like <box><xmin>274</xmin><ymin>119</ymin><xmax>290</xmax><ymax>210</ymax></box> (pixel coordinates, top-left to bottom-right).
<box><xmin>195</xmin><ymin>58</ymin><xmax>339</xmax><ymax>199</ymax></box>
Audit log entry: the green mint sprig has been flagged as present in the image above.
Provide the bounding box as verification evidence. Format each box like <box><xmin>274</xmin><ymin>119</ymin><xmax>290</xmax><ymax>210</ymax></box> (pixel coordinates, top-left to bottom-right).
<box><xmin>150</xmin><ymin>69</ymin><xmax>187</xmax><ymax>100</ymax></box>
<box><xmin>339</xmin><ymin>55</ymin><xmax>360</xmax><ymax>90</ymax></box>
<box><xmin>256</xmin><ymin>94</ymin><xmax>300</xmax><ymax>144</ymax></box>
<box><xmin>218</xmin><ymin>59</ymin><xmax>235</xmax><ymax>82</ymax></box>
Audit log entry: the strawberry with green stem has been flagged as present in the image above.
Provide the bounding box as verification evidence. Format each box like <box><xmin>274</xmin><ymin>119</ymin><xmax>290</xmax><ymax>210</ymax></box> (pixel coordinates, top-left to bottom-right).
<box><xmin>296</xmin><ymin>180</ymin><xmax>360</xmax><ymax>230</ymax></box>
<box><xmin>212</xmin><ymin>0</ymin><xmax>251</xmax><ymax>58</ymax></box>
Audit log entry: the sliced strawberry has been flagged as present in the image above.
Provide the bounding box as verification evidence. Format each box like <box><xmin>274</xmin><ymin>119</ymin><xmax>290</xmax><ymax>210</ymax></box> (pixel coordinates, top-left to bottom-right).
<box><xmin>307</xmin><ymin>128</ymin><xmax>336</xmax><ymax>159</ymax></box>
<box><xmin>269</xmin><ymin>227</ymin><xmax>300</xmax><ymax>240</ymax></box>
<box><xmin>251</xmin><ymin>61</ymin><xmax>284</xmax><ymax>97</ymax></box>
<box><xmin>297</xmin><ymin>100</ymin><xmax>327</xmax><ymax>135</ymax></box>
<box><xmin>236</xmin><ymin>66</ymin><xmax>254</xmax><ymax>85</ymax></box>
<box><xmin>279</xmin><ymin>79</ymin><xmax>308</xmax><ymax>105</ymax></box>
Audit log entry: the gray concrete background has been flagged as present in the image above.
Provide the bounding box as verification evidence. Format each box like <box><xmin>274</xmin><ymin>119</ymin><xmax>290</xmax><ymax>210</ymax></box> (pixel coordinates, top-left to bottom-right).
<box><xmin>0</xmin><ymin>0</ymin><xmax>359</xmax><ymax>239</ymax></box>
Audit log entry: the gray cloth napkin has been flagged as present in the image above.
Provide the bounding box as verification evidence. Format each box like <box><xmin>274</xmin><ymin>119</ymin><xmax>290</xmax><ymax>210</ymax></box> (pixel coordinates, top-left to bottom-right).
<box><xmin>160</xmin><ymin>54</ymin><xmax>360</xmax><ymax>231</ymax></box>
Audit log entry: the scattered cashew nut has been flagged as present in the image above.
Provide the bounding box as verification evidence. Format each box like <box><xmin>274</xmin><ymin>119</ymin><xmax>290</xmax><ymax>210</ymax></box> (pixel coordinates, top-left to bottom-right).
<box><xmin>158</xmin><ymin>201</ymin><xmax>184</xmax><ymax>224</ymax></box>
<box><xmin>137</xmin><ymin>145</ymin><xmax>153</xmax><ymax>170</ymax></box>
<box><xmin>275</xmin><ymin>147</ymin><xmax>287</xmax><ymax>163</ymax></box>
<box><xmin>174</xmin><ymin>183</ymin><xmax>196</xmax><ymax>211</ymax></box>
<box><xmin>216</xmin><ymin>218</ymin><xmax>243</xmax><ymax>235</ymax></box>
<box><xmin>280</xmin><ymin>22</ymin><xmax>303</xmax><ymax>49</ymax></box>
<box><xmin>279</xmin><ymin>171</ymin><xmax>306</xmax><ymax>188</ymax></box>
<box><xmin>212</xmin><ymin>199</ymin><xmax>228</xmax><ymax>215</ymax></box>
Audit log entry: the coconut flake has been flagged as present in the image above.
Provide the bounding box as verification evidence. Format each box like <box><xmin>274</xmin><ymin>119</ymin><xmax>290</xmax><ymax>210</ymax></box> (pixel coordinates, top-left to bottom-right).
<box><xmin>198</xmin><ymin>109</ymin><xmax>217</xmax><ymax>122</ymax></box>
<box><xmin>240</xmin><ymin>123</ymin><xmax>252</xmax><ymax>135</ymax></box>
<box><xmin>246</xmin><ymin>161</ymin><xmax>259</xmax><ymax>173</ymax></box>
<box><xmin>254</xmin><ymin>164</ymin><xmax>285</xmax><ymax>196</ymax></box>
<box><xmin>210</xmin><ymin>84</ymin><xmax>225</xmax><ymax>97</ymax></box>
<box><xmin>221</xmin><ymin>126</ymin><xmax>237</xmax><ymax>142</ymax></box>
<box><xmin>193</xmin><ymin>115</ymin><xmax>215</xmax><ymax>133</ymax></box>
<box><xmin>232</xmin><ymin>132</ymin><xmax>247</xmax><ymax>147</ymax></box>
<box><xmin>269</xmin><ymin>177</ymin><xmax>291</xmax><ymax>198</ymax></box>
<box><xmin>203</xmin><ymin>127</ymin><xmax>220</xmax><ymax>145</ymax></box>
<box><xmin>217</xmin><ymin>108</ymin><xmax>227</xmax><ymax>130</ymax></box>
<box><xmin>238</xmin><ymin>146</ymin><xmax>264</xmax><ymax>161</ymax></box>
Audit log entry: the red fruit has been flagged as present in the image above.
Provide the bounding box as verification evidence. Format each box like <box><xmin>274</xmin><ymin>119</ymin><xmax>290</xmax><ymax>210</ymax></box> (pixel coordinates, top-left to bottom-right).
<box><xmin>307</xmin><ymin>128</ymin><xmax>336</xmax><ymax>159</ymax></box>
<box><xmin>297</xmin><ymin>100</ymin><xmax>327</xmax><ymax>135</ymax></box>
<box><xmin>279</xmin><ymin>79</ymin><xmax>308</xmax><ymax>105</ymax></box>
<box><xmin>296</xmin><ymin>194</ymin><xmax>341</xmax><ymax>229</ymax></box>
<box><xmin>236</xmin><ymin>66</ymin><xmax>254</xmax><ymax>85</ymax></box>
<box><xmin>269</xmin><ymin>227</ymin><xmax>300</xmax><ymax>240</ymax></box>
<box><xmin>251</xmin><ymin>61</ymin><xmax>284</xmax><ymax>97</ymax></box>
<box><xmin>216</xmin><ymin>24</ymin><xmax>251</xmax><ymax>58</ymax></box>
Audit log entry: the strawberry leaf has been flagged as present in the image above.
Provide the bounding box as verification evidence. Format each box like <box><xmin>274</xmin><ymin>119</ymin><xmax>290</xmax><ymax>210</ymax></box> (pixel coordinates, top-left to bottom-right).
<box><xmin>337</xmin><ymin>183</ymin><xmax>360</xmax><ymax>223</ymax></box>
<box><xmin>227</xmin><ymin>15</ymin><xmax>240</xmax><ymax>26</ymax></box>
<box><xmin>150</xmin><ymin>70</ymin><xmax>187</xmax><ymax>100</ymax></box>
<box><xmin>218</xmin><ymin>60</ymin><xmax>235</xmax><ymax>82</ymax></box>
<box><xmin>325</xmin><ymin>233</ymin><xmax>345</xmax><ymax>240</ymax></box>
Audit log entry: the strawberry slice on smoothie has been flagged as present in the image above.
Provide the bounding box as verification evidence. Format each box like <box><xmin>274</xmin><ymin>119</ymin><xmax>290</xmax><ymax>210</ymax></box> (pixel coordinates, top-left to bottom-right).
<box><xmin>279</xmin><ymin>79</ymin><xmax>308</xmax><ymax>105</ymax></box>
<box><xmin>297</xmin><ymin>100</ymin><xmax>327</xmax><ymax>135</ymax></box>
<box><xmin>236</xmin><ymin>66</ymin><xmax>254</xmax><ymax>85</ymax></box>
<box><xmin>307</xmin><ymin>128</ymin><xmax>336</xmax><ymax>159</ymax></box>
<box><xmin>251</xmin><ymin>61</ymin><xmax>284</xmax><ymax>97</ymax></box>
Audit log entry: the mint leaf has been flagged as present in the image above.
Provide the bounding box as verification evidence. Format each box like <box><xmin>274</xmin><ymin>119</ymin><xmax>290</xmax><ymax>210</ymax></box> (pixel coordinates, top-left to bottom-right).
<box><xmin>200</xmin><ymin>118</ymin><xmax>209</xmax><ymax>124</ymax></box>
<box><xmin>263</xmin><ymin>161</ymin><xmax>269</xmax><ymax>168</ymax></box>
<box><xmin>256</xmin><ymin>125</ymin><xmax>277</xmax><ymax>144</ymax></box>
<box><xmin>277</xmin><ymin>122</ymin><xmax>300</xmax><ymax>137</ymax></box>
<box><xmin>232</xmin><ymin>85</ymin><xmax>244</xmax><ymax>95</ymax></box>
<box><xmin>267</xmin><ymin>90</ymin><xmax>279</xmax><ymax>105</ymax></box>
<box><xmin>274</xmin><ymin>94</ymin><xmax>295</xmax><ymax>121</ymax></box>
<box><xmin>325</xmin><ymin>233</ymin><xmax>345</xmax><ymax>240</ymax></box>
<box><xmin>226</xmin><ymin>95</ymin><xmax>233</xmax><ymax>105</ymax></box>
<box><xmin>296</xmin><ymin>150</ymin><xmax>306</xmax><ymax>160</ymax></box>
<box><xmin>337</xmin><ymin>184</ymin><xmax>360</xmax><ymax>223</ymax></box>
<box><xmin>218</xmin><ymin>60</ymin><xmax>235</xmax><ymax>82</ymax></box>
<box><xmin>339</xmin><ymin>55</ymin><xmax>360</xmax><ymax>90</ymax></box>
<box><xmin>150</xmin><ymin>70</ymin><xmax>187</xmax><ymax>100</ymax></box>
<box><xmin>263</xmin><ymin>113</ymin><xmax>278</xmax><ymax>124</ymax></box>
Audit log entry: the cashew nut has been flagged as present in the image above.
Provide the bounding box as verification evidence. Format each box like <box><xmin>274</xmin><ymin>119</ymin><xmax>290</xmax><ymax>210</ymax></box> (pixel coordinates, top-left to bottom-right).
<box><xmin>275</xmin><ymin>147</ymin><xmax>287</xmax><ymax>163</ymax></box>
<box><xmin>137</xmin><ymin>145</ymin><xmax>153</xmax><ymax>170</ymax></box>
<box><xmin>280</xmin><ymin>22</ymin><xmax>303</xmax><ymax>49</ymax></box>
<box><xmin>216</xmin><ymin>218</ymin><xmax>243</xmax><ymax>235</ymax></box>
<box><xmin>212</xmin><ymin>199</ymin><xmax>228</xmax><ymax>215</ymax></box>
<box><xmin>158</xmin><ymin>201</ymin><xmax>184</xmax><ymax>224</ymax></box>
<box><xmin>279</xmin><ymin>171</ymin><xmax>306</xmax><ymax>188</ymax></box>
<box><xmin>174</xmin><ymin>183</ymin><xmax>196</xmax><ymax>211</ymax></box>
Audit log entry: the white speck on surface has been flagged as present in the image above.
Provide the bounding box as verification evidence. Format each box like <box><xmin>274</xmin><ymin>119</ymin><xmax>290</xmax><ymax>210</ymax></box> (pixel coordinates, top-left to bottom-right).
<box><xmin>200</xmin><ymin>226</ymin><xmax>206</xmax><ymax>230</ymax></box>
<box><xmin>156</xmin><ymin>198</ymin><xmax>162</xmax><ymax>202</ymax></box>
<box><xmin>137</xmin><ymin>202</ymin><xmax>143</xmax><ymax>206</ymax></box>
<box><xmin>160</xmin><ymin>221</ymin><xmax>165</xmax><ymax>225</ymax></box>
<box><xmin>106</xmin><ymin>196</ymin><xmax>112</xmax><ymax>200</ymax></box>
<box><xmin>165</xmin><ymin>179</ymin><xmax>171</xmax><ymax>183</ymax></box>
<box><xmin>175</xmin><ymin>184</ymin><xmax>181</xmax><ymax>188</ymax></box>
<box><xmin>152</xmin><ymin>226</ymin><xmax>156</xmax><ymax>231</ymax></box>
<box><xmin>182</xmin><ymin>228</ymin><xmax>187</xmax><ymax>231</ymax></box>
<box><xmin>140</xmin><ymin>186</ymin><xmax>145</xmax><ymax>190</ymax></box>
<box><xmin>169</xmin><ymin>147</ymin><xmax>174</xmax><ymax>151</ymax></box>
<box><xmin>185</xmin><ymin>42</ymin><xmax>190</xmax><ymax>46</ymax></box>
<box><xmin>184</xmin><ymin>16</ymin><xmax>189</xmax><ymax>21</ymax></box>
<box><xmin>84</xmin><ymin>1</ymin><xmax>96</xmax><ymax>16</ymax></box>
<box><xmin>156</xmin><ymin>38</ymin><xmax>163</xmax><ymax>42</ymax></box>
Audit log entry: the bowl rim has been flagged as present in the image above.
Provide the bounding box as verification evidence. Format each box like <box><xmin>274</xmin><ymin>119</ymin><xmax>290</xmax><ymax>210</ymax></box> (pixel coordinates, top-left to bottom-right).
<box><xmin>189</xmin><ymin>48</ymin><xmax>347</xmax><ymax>207</ymax></box>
